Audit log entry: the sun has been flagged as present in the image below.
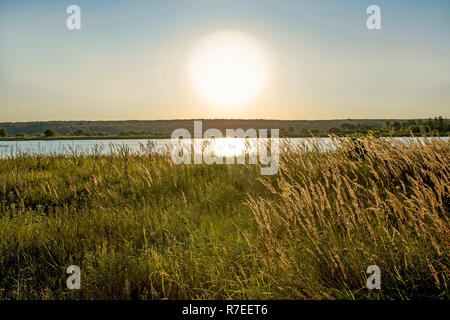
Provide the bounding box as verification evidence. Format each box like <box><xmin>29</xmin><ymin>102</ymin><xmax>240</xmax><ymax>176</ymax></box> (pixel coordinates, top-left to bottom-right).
<box><xmin>188</xmin><ymin>31</ymin><xmax>270</xmax><ymax>107</ymax></box>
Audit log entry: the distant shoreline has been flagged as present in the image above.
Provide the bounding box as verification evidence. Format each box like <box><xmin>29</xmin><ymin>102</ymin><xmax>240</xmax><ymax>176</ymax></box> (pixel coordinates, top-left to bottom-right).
<box><xmin>1</xmin><ymin>118</ymin><xmax>448</xmax><ymax>141</ymax></box>
<box><xmin>1</xmin><ymin>133</ymin><xmax>449</xmax><ymax>142</ymax></box>
<box><xmin>0</xmin><ymin>135</ymin><xmax>171</xmax><ymax>141</ymax></box>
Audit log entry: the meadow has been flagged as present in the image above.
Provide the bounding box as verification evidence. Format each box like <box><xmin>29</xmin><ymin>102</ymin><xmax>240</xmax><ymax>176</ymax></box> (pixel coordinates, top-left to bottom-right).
<box><xmin>0</xmin><ymin>137</ymin><xmax>448</xmax><ymax>300</ymax></box>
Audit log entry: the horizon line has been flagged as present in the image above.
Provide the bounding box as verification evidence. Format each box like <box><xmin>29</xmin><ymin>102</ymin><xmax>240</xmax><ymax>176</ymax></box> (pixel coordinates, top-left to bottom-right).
<box><xmin>1</xmin><ymin>117</ymin><xmax>448</xmax><ymax>124</ymax></box>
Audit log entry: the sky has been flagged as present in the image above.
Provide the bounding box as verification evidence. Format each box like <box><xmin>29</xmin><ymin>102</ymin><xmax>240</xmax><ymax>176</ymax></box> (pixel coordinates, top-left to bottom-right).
<box><xmin>1</xmin><ymin>0</ymin><xmax>449</xmax><ymax>122</ymax></box>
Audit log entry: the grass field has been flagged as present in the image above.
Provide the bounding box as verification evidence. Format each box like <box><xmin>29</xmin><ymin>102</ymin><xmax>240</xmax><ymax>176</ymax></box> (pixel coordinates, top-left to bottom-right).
<box><xmin>0</xmin><ymin>137</ymin><xmax>448</xmax><ymax>300</ymax></box>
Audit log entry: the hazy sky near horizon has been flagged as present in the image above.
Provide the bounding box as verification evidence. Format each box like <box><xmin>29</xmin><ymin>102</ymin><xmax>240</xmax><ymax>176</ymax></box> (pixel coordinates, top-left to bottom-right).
<box><xmin>1</xmin><ymin>0</ymin><xmax>449</xmax><ymax>122</ymax></box>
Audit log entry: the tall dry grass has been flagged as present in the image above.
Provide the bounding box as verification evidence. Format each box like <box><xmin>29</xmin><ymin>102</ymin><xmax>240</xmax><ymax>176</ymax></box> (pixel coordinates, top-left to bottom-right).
<box><xmin>248</xmin><ymin>136</ymin><xmax>449</xmax><ymax>299</ymax></box>
<box><xmin>0</xmin><ymin>137</ymin><xmax>448</xmax><ymax>299</ymax></box>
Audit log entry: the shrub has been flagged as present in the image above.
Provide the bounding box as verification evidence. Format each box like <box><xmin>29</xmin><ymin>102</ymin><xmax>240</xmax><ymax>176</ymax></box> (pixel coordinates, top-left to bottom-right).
<box><xmin>44</xmin><ymin>128</ymin><xmax>57</xmax><ymax>137</ymax></box>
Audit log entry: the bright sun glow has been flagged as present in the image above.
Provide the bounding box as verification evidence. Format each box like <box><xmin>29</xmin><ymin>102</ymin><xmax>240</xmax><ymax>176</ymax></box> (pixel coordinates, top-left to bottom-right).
<box><xmin>188</xmin><ymin>31</ymin><xmax>270</xmax><ymax>107</ymax></box>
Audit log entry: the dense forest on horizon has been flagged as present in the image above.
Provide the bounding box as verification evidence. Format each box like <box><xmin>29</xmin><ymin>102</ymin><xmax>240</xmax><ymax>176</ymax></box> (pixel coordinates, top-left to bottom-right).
<box><xmin>0</xmin><ymin>117</ymin><xmax>448</xmax><ymax>139</ymax></box>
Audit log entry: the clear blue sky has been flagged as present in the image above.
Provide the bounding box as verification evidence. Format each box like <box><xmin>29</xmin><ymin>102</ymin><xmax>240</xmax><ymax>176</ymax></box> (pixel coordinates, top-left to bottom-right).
<box><xmin>1</xmin><ymin>0</ymin><xmax>449</xmax><ymax>121</ymax></box>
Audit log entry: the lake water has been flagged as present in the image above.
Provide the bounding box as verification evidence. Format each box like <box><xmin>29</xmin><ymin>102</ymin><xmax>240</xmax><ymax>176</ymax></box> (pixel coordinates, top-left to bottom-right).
<box><xmin>0</xmin><ymin>137</ymin><xmax>447</xmax><ymax>158</ymax></box>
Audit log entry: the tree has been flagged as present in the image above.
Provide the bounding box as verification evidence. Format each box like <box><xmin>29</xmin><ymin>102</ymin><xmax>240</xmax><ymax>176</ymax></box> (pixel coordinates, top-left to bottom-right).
<box><xmin>0</xmin><ymin>128</ymin><xmax>7</xmax><ymax>137</ymax></box>
<box><xmin>382</xmin><ymin>122</ymin><xmax>392</xmax><ymax>131</ymax></box>
<box><xmin>73</xmin><ymin>129</ymin><xmax>91</xmax><ymax>136</ymax></box>
<box><xmin>340</xmin><ymin>123</ymin><xmax>356</xmax><ymax>130</ymax></box>
<box><xmin>44</xmin><ymin>128</ymin><xmax>57</xmax><ymax>137</ymax></box>
<box><xmin>411</xmin><ymin>126</ymin><xmax>421</xmax><ymax>134</ymax></box>
<box><xmin>329</xmin><ymin>127</ymin><xmax>342</xmax><ymax>134</ymax></box>
<box><xmin>437</xmin><ymin>116</ymin><xmax>444</xmax><ymax>131</ymax></box>
<box><xmin>406</xmin><ymin>120</ymin><xmax>417</xmax><ymax>127</ymax></box>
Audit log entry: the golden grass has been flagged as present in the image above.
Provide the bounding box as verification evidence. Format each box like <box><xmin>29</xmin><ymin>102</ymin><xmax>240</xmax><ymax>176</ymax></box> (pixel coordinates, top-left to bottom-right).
<box><xmin>0</xmin><ymin>137</ymin><xmax>448</xmax><ymax>299</ymax></box>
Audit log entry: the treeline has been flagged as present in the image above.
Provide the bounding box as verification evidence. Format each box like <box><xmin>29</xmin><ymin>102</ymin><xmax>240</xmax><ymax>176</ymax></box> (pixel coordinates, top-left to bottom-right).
<box><xmin>0</xmin><ymin>127</ymin><xmax>166</xmax><ymax>139</ymax></box>
<box><xmin>280</xmin><ymin>116</ymin><xmax>449</xmax><ymax>137</ymax></box>
<box><xmin>0</xmin><ymin>117</ymin><xmax>448</xmax><ymax>139</ymax></box>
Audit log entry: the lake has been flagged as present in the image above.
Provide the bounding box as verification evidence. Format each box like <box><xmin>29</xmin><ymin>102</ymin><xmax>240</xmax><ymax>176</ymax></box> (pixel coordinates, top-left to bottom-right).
<box><xmin>0</xmin><ymin>137</ymin><xmax>447</xmax><ymax>158</ymax></box>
